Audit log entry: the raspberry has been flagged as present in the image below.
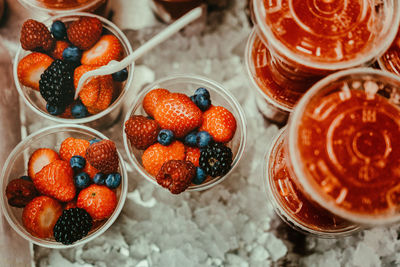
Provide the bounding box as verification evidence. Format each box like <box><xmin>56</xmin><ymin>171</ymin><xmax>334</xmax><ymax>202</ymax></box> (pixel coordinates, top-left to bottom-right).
<box><xmin>53</xmin><ymin>208</ymin><xmax>93</xmax><ymax>245</ymax></box>
<box><xmin>20</xmin><ymin>19</ymin><xmax>55</xmax><ymax>52</ymax></box>
<box><xmin>142</xmin><ymin>141</ymin><xmax>186</xmax><ymax>176</ymax></box>
<box><xmin>199</xmin><ymin>143</ymin><xmax>233</xmax><ymax>177</ymax></box>
<box><xmin>154</xmin><ymin>92</ymin><xmax>202</xmax><ymax>138</ymax></box>
<box><xmin>124</xmin><ymin>115</ymin><xmax>160</xmax><ymax>150</ymax></box>
<box><xmin>156</xmin><ymin>160</ymin><xmax>196</xmax><ymax>194</ymax></box>
<box><xmin>86</xmin><ymin>140</ymin><xmax>119</xmax><ymax>174</ymax></box>
<box><xmin>67</xmin><ymin>17</ymin><xmax>102</xmax><ymax>50</ymax></box>
<box><xmin>6</xmin><ymin>178</ymin><xmax>39</xmax><ymax>208</ymax></box>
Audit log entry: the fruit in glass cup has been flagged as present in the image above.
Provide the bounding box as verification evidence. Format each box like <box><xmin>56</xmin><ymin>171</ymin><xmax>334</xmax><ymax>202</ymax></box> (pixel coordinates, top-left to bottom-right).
<box><xmin>124</xmin><ymin>87</ymin><xmax>237</xmax><ymax>194</ymax></box>
<box><xmin>4</xmin><ymin>136</ymin><xmax>121</xmax><ymax>245</ymax></box>
<box><xmin>16</xmin><ymin>16</ymin><xmax>129</xmax><ymax>119</ymax></box>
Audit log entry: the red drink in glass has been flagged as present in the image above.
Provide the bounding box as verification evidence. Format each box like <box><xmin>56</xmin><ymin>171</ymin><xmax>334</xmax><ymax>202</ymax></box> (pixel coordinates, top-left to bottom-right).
<box><xmin>18</xmin><ymin>0</ymin><xmax>110</xmax><ymax>16</ymax></box>
<box><xmin>380</xmin><ymin>29</ymin><xmax>400</xmax><ymax>75</ymax></box>
<box><xmin>288</xmin><ymin>68</ymin><xmax>400</xmax><ymax>225</ymax></box>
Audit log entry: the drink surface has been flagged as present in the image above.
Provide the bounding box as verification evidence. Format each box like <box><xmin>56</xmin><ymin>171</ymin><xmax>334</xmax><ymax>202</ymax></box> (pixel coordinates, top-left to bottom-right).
<box><xmin>37</xmin><ymin>0</ymin><xmax>92</xmax><ymax>8</ymax></box>
<box><xmin>297</xmin><ymin>87</ymin><xmax>400</xmax><ymax>217</ymax></box>
<box><xmin>270</xmin><ymin>133</ymin><xmax>352</xmax><ymax>230</ymax></box>
<box><xmin>381</xmin><ymin>30</ymin><xmax>400</xmax><ymax>75</ymax></box>
<box><xmin>263</xmin><ymin>0</ymin><xmax>376</xmax><ymax>63</ymax></box>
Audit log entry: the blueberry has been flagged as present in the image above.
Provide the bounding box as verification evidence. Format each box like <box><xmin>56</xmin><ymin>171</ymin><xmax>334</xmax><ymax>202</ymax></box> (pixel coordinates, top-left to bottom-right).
<box><xmin>70</xmin><ymin>156</ymin><xmax>86</xmax><ymax>171</ymax></box>
<box><xmin>62</xmin><ymin>46</ymin><xmax>82</xmax><ymax>64</ymax></box>
<box><xmin>193</xmin><ymin>167</ymin><xmax>207</xmax><ymax>185</ymax></box>
<box><xmin>190</xmin><ymin>95</ymin><xmax>196</xmax><ymax>103</ymax></box>
<box><xmin>196</xmin><ymin>131</ymin><xmax>212</xmax><ymax>148</ymax></box>
<box><xmin>20</xmin><ymin>175</ymin><xmax>32</xmax><ymax>182</ymax></box>
<box><xmin>46</xmin><ymin>103</ymin><xmax>65</xmax><ymax>116</ymax></box>
<box><xmin>51</xmin><ymin>20</ymin><xmax>67</xmax><ymax>40</ymax></box>
<box><xmin>93</xmin><ymin>173</ymin><xmax>106</xmax><ymax>185</ymax></box>
<box><xmin>89</xmin><ymin>138</ymin><xmax>101</xmax><ymax>145</ymax></box>
<box><xmin>105</xmin><ymin>173</ymin><xmax>121</xmax><ymax>189</ymax></box>
<box><xmin>74</xmin><ymin>172</ymin><xmax>90</xmax><ymax>189</ymax></box>
<box><xmin>194</xmin><ymin>87</ymin><xmax>210</xmax><ymax>99</ymax></box>
<box><xmin>71</xmin><ymin>102</ymin><xmax>88</xmax><ymax>118</ymax></box>
<box><xmin>158</xmin><ymin>129</ymin><xmax>174</xmax><ymax>146</ymax></box>
<box><xmin>112</xmin><ymin>68</ymin><xmax>128</xmax><ymax>82</ymax></box>
<box><xmin>184</xmin><ymin>131</ymin><xmax>197</xmax><ymax>147</ymax></box>
<box><xmin>194</xmin><ymin>94</ymin><xmax>211</xmax><ymax>111</ymax></box>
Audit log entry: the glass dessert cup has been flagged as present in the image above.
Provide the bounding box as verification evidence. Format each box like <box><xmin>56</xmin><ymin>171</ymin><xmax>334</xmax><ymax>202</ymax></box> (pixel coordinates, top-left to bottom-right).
<box><xmin>379</xmin><ymin>28</ymin><xmax>400</xmax><ymax>76</ymax></box>
<box><xmin>150</xmin><ymin>0</ymin><xmax>205</xmax><ymax>23</ymax></box>
<box><xmin>123</xmin><ymin>74</ymin><xmax>247</xmax><ymax>192</ymax></box>
<box><xmin>265</xmin><ymin>127</ymin><xmax>359</xmax><ymax>237</ymax></box>
<box><xmin>17</xmin><ymin>0</ymin><xmax>110</xmax><ymax>17</ymax></box>
<box><xmin>247</xmin><ymin>0</ymin><xmax>400</xmax><ymax>122</ymax></box>
<box><xmin>0</xmin><ymin>124</ymin><xmax>128</xmax><ymax>248</ymax></box>
<box><xmin>13</xmin><ymin>12</ymin><xmax>134</xmax><ymax>129</ymax></box>
<box><xmin>287</xmin><ymin>68</ymin><xmax>400</xmax><ymax>225</ymax></box>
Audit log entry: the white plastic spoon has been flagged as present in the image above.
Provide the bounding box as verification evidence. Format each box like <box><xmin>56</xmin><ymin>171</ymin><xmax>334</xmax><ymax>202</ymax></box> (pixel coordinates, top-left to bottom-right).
<box><xmin>75</xmin><ymin>6</ymin><xmax>203</xmax><ymax>99</ymax></box>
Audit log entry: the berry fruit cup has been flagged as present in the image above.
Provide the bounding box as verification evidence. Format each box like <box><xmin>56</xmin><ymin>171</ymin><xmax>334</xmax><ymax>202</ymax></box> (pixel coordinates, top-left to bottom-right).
<box><xmin>0</xmin><ymin>124</ymin><xmax>127</xmax><ymax>248</ymax></box>
<box><xmin>246</xmin><ymin>0</ymin><xmax>400</xmax><ymax>123</ymax></box>
<box><xmin>265</xmin><ymin>127</ymin><xmax>359</xmax><ymax>237</ymax></box>
<box><xmin>123</xmin><ymin>74</ymin><xmax>247</xmax><ymax>192</ymax></box>
<box><xmin>17</xmin><ymin>0</ymin><xmax>110</xmax><ymax>17</ymax></box>
<box><xmin>13</xmin><ymin>12</ymin><xmax>134</xmax><ymax>129</ymax></box>
<box><xmin>286</xmin><ymin>68</ymin><xmax>400</xmax><ymax>225</ymax></box>
<box><xmin>379</xmin><ymin>27</ymin><xmax>400</xmax><ymax>76</ymax></box>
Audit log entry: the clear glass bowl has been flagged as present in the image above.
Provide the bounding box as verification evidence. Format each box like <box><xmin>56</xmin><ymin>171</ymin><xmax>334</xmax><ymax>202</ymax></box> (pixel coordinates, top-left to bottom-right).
<box><xmin>264</xmin><ymin>127</ymin><xmax>360</xmax><ymax>237</ymax></box>
<box><xmin>17</xmin><ymin>0</ymin><xmax>109</xmax><ymax>16</ymax></box>
<box><xmin>123</xmin><ymin>74</ymin><xmax>247</xmax><ymax>192</ymax></box>
<box><xmin>0</xmin><ymin>124</ymin><xmax>128</xmax><ymax>248</ymax></box>
<box><xmin>288</xmin><ymin>68</ymin><xmax>400</xmax><ymax>225</ymax></box>
<box><xmin>13</xmin><ymin>12</ymin><xmax>134</xmax><ymax>129</ymax></box>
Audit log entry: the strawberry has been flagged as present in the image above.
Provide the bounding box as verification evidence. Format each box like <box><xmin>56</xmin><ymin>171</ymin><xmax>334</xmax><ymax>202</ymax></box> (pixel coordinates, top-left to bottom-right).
<box><xmin>83</xmin><ymin>162</ymin><xmax>99</xmax><ymax>179</ymax></box>
<box><xmin>6</xmin><ymin>178</ymin><xmax>38</xmax><ymax>208</ymax></box>
<box><xmin>142</xmin><ymin>141</ymin><xmax>186</xmax><ymax>176</ymax></box>
<box><xmin>77</xmin><ymin>184</ymin><xmax>117</xmax><ymax>220</ymax></box>
<box><xmin>50</xmin><ymin>40</ymin><xmax>69</xmax><ymax>60</ymax></box>
<box><xmin>142</xmin><ymin>88</ymin><xmax>170</xmax><ymax>118</ymax></box>
<box><xmin>17</xmin><ymin>52</ymin><xmax>54</xmax><ymax>91</ymax></box>
<box><xmin>124</xmin><ymin>115</ymin><xmax>160</xmax><ymax>150</ymax></box>
<box><xmin>86</xmin><ymin>140</ymin><xmax>119</xmax><ymax>174</ymax></box>
<box><xmin>33</xmin><ymin>160</ymin><xmax>76</xmax><ymax>202</ymax></box>
<box><xmin>185</xmin><ymin>147</ymin><xmax>200</xmax><ymax>167</ymax></box>
<box><xmin>200</xmin><ymin>106</ymin><xmax>237</xmax><ymax>143</ymax></box>
<box><xmin>154</xmin><ymin>93</ymin><xmax>202</xmax><ymax>138</ymax></box>
<box><xmin>20</xmin><ymin>19</ymin><xmax>55</xmax><ymax>52</ymax></box>
<box><xmin>28</xmin><ymin>148</ymin><xmax>60</xmax><ymax>178</ymax></box>
<box><xmin>74</xmin><ymin>65</ymin><xmax>114</xmax><ymax>114</ymax></box>
<box><xmin>59</xmin><ymin>137</ymin><xmax>90</xmax><ymax>162</ymax></box>
<box><xmin>156</xmin><ymin>160</ymin><xmax>196</xmax><ymax>194</ymax></box>
<box><xmin>81</xmin><ymin>35</ymin><xmax>123</xmax><ymax>66</ymax></box>
<box><xmin>59</xmin><ymin>104</ymin><xmax>72</xmax><ymax>118</ymax></box>
<box><xmin>22</xmin><ymin>196</ymin><xmax>63</xmax><ymax>238</ymax></box>
<box><xmin>64</xmin><ymin>201</ymin><xmax>77</xmax><ymax>210</ymax></box>
<box><xmin>67</xmin><ymin>16</ymin><xmax>102</xmax><ymax>50</ymax></box>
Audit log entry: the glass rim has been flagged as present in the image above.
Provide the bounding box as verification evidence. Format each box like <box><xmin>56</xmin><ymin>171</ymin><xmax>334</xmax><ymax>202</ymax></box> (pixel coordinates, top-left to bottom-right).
<box><xmin>123</xmin><ymin>73</ymin><xmax>248</xmax><ymax>192</ymax></box>
<box><xmin>288</xmin><ymin>67</ymin><xmax>400</xmax><ymax>225</ymax></box>
<box><xmin>18</xmin><ymin>0</ymin><xmax>106</xmax><ymax>13</ymax></box>
<box><xmin>13</xmin><ymin>12</ymin><xmax>134</xmax><ymax>125</ymax></box>
<box><xmin>244</xmin><ymin>27</ymin><xmax>293</xmax><ymax>113</ymax></box>
<box><xmin>264</xmin><ymin>127</ymin><xmax>360</xmax><ymax>237</ymax></box>
<box><xmin>0</xmin><ymin>124</ymin><xmax>128</xmax><ymax>248</ymax></box>
<box><xmin>252</xmin><ymin>0</ymin><xmax>400</xmax><ymax>71</ymax></box>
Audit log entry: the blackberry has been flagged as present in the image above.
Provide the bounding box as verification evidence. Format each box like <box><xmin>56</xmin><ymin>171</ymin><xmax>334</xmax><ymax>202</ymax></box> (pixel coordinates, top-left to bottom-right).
<box><xmin>199</xmin><ymin>143</ymin><xmax>233</xmax><ymax>177</ymax></box>
<box><xmin>53</xmin><ymin>208</ymin><xmax>93</xmax><ymax>245</ymax></box>
<box><xmin>39</xmin><ymin>60</ymin><xmax>74</xmax><ymax>108</ymax></box>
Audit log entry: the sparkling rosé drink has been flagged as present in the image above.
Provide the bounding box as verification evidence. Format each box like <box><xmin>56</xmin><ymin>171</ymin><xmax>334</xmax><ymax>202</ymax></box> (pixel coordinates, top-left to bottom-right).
<box><xmin>266</xmin><ymin>128</ymin><xmax>358</xmax><ymax>236</ymax></box>
<box><xmin>287</xmin><ymin>68</ymin><xmax>400</xmax><ymax>225</ymax></box>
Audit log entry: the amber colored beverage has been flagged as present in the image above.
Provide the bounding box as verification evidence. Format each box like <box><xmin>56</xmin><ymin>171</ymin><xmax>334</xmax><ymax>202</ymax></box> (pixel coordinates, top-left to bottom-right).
<box><xmin>267</xmin><ymin>129</ymin><xmax>357</xmax><ymax>235</ymax></box>
<box><xmin>151</xmin><ymin>0</ymin><xmax>204</xmax><ymax>22</ymax></box>
<box><xmin>19</xmin><ymin>0</ymin><xmax>109</xmax><ymax>16</ymax></box>
<box><xmin>288</xmin><ymin>68</ymin><xmax>400</xmax><ymax>224</ymax></box>
<box><xmin>37</xmin><ymin>0</ymin><xmax>92</xmax><ymax>8</ymax></box>
<box><xmin>380</xmin><ymin>30</ymin><xmax>400</xmax><ymax>75</ymax></box>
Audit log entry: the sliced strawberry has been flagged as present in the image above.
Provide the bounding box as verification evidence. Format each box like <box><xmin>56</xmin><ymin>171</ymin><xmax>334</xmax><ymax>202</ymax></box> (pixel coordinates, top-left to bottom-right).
<box><xmin>81</xmin><ymin>35</ymin><xmax>123</xmax><ymax>66</ymax></box>
<box><xmin>17</xmin><ymin>52</ymin><xmax>54</xmax><ymax>91</ymax></box>
<box><xmin>22</xmin><ymin>196</ymin><xmax>63</xmax><ymax>238</ymax></box>
<box><xmin>28</xmin><ymin>148</ymin><xmax>60</xmax><ymax>179</ymax></box>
